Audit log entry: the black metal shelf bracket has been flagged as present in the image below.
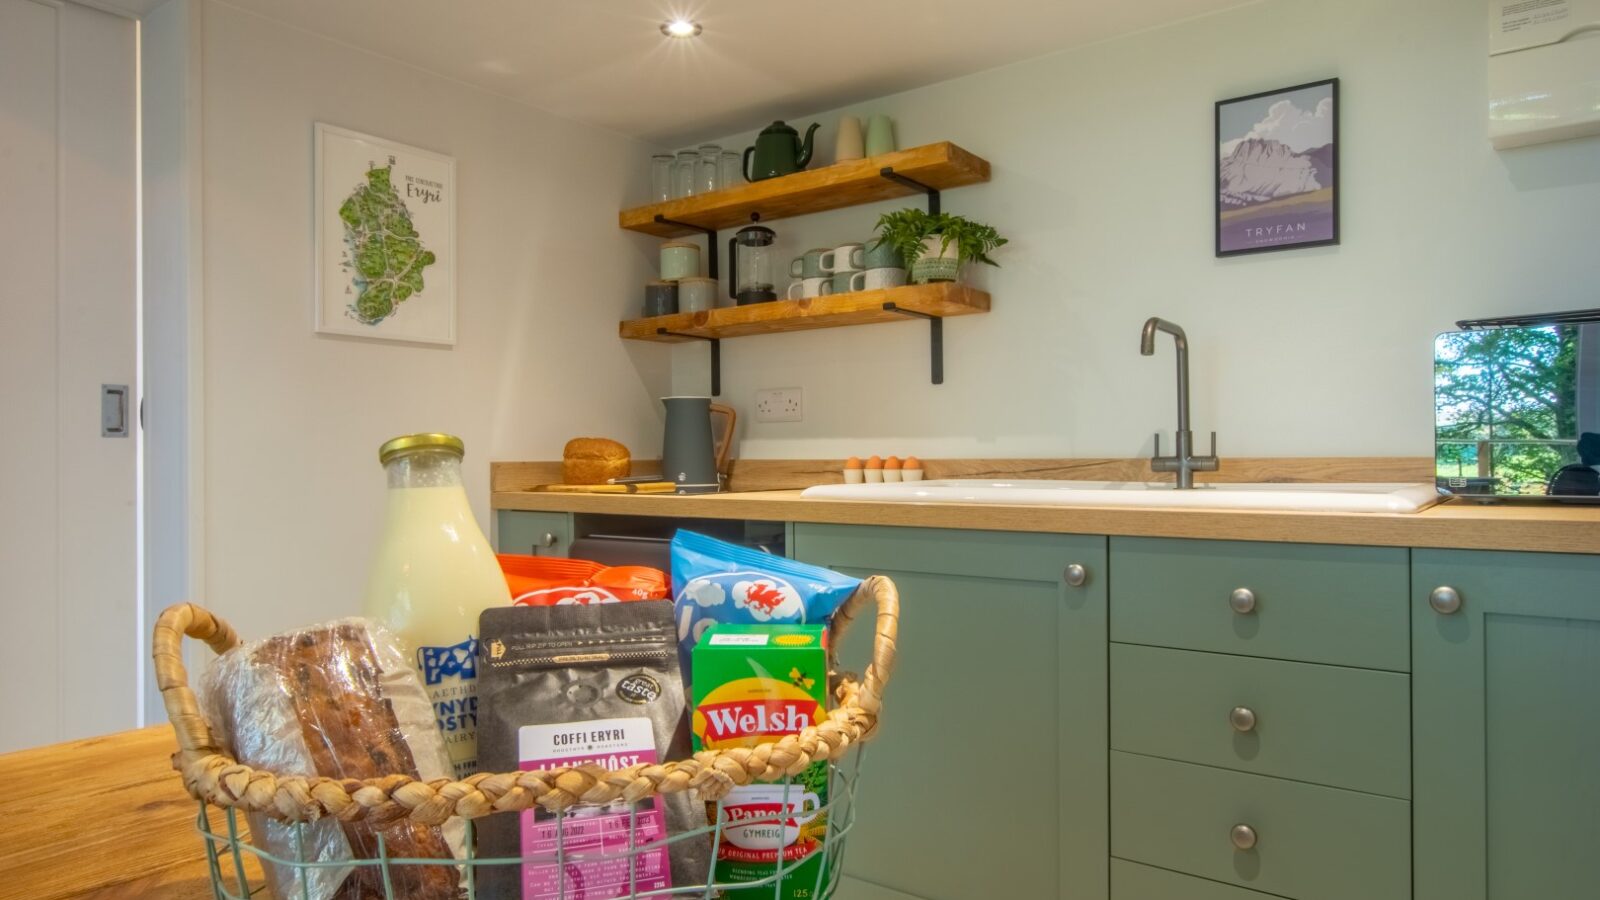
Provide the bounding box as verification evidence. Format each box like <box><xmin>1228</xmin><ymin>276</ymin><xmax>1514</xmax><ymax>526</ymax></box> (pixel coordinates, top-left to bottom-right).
<box><xmin>879</xmin><ymin>167</ymin><xmax>940</xmax><ymax>216</ymax></box>
<box><xmin>882</xmin><ymin>302</ymin><xmax>944</xmax><ymax>385</ymax></box>
<box><xmin>654</xmin><ymin>215</ymin><xmax>718</xmax><ymax>279</ymax></box>
<box><xmin>657</xmin><ymin>328</ymin><xmax>721</xmax><ymax>396</ymax></box>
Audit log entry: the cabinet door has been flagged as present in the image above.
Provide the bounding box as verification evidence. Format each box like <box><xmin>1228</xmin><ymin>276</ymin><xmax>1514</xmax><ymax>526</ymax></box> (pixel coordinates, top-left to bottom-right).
<box><xmin>1414</xmin><ymin>549</ymin><xmax>1600</xmax><ymax>900</ymax></box>
<box><xmin>493</xmin><ymin>510</ymin><xmax>572</xmax><ymax>557</ymax></box>
<box><xmin>793</xmin><ymin>524</ymin><xmax>1108</xmax><ymax>900</ymax></box>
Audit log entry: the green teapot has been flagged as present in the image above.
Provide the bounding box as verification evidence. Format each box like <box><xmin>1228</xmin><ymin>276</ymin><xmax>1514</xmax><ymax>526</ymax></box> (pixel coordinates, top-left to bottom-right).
<box><xmin>743</xmin><ymin>120</ymin><xmax>821</xmax><ymax>182</ymax></box>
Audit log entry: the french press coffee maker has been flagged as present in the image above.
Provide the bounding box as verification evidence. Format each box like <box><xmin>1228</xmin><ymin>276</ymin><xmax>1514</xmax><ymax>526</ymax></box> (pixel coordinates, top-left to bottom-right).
<box><xmin>728</xmin><ymin>224</ymin><xmax>777</xmax><ymax>305</ymax></box>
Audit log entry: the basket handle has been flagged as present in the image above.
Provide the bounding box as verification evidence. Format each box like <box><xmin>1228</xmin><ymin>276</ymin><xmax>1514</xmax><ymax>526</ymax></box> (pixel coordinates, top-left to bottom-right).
<box><xmin>824</xmin><ymin>575</ymin><xmax>899</xmax><ymax>716</ymax></box>
<box><xmin>152</xmin><ymin>602</ymin><xmax>242</xmax><ymax>764</ymax></box>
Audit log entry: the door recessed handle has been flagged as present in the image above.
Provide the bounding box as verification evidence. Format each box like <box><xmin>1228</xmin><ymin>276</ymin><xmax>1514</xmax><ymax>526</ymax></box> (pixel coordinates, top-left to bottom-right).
<box><xmin>101</xmin><ymin>384</ymin><xmax>129</xmax><ymax>438</ymax></box>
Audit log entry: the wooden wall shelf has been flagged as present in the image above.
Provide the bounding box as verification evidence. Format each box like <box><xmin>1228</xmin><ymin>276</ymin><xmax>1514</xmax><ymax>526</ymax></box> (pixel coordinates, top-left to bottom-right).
<box><xmin>620</xmin><ymin>142</ymin><xmax>990</xmax><ymax>237</ymax></box>
<box><xmin>619</xmin><ymin>283</ymin><xmax>989</xmax><ymax>342</ymax></box>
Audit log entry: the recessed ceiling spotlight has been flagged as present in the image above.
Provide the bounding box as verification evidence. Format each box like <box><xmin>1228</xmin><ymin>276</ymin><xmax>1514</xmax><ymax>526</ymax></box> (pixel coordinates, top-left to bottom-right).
<box><xmin>661</xmin><ymin>19</ymin><xmax>702</xmax><ymax>38</ymax></box>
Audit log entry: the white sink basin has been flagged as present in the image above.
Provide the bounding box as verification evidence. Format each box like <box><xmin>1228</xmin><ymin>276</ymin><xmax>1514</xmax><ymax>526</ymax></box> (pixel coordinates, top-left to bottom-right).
<box><xmin>800</xmin><ymin>479</ymin><xmax>1445</xmax><ymax>514</ymax></box>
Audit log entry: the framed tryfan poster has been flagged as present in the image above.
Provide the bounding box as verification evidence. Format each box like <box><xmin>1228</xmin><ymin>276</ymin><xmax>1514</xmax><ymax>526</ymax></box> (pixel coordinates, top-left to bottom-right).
<box><xmin>1215</xmin><ymin>78</ymin><xmax>1339</xmax><ymax>257</ymax></box>
<box><xmin>314</xmin><ymin>123</ymin><xmax>456</xmax><ymax>344</ymax></box>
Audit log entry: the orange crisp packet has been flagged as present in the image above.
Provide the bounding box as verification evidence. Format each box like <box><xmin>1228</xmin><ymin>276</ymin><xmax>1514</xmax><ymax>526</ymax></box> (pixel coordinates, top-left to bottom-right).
<box><xmin>497</xmin><ymin>554</ymin><xmax>668</xmax><ymax>606</ymax></box>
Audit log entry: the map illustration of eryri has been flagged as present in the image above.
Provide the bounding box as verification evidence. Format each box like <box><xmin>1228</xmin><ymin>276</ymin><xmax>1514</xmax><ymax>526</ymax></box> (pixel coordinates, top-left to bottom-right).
<box><xmin>337</xmin><ymin>163</ymin><xmax>437</xmax><ymax>325</ymax></box>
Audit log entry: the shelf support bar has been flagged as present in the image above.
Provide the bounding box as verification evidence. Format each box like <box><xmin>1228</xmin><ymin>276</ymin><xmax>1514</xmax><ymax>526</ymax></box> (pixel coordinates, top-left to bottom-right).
<box><xmin>657</xmin><ymin>328</ymin><xmax>721</xmax><ymax>396</ymax></box>
<box><xmin>879</xmin><ymin>167</ymin><xmax>940</xmax><ymax>216</ymax></box>
<box><xmin>882</xmin><ymin>302</ymin><xmax>944</xmax><ymax>385</ymax></box>
<box><xmin>653</xmin><ymin>215</ymin><xmax>718</xmax><ymax>279</ymax></box>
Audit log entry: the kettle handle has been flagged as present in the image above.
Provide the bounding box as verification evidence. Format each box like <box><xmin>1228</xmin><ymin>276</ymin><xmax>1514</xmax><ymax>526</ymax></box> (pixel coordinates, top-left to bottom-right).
<box><xmin>710</xmin><ymin>403</ymin><xmax>738</xmax><ymax>474</ymax></box>
<box><xmin>742</xmin><ymin>145</ymin><xmax>754</xmax><ymax>184</ymax></box>
<box><xmin>727</xmin><ymin>235</ymin><xmax>738</xmax><ymax>302</ymax></box>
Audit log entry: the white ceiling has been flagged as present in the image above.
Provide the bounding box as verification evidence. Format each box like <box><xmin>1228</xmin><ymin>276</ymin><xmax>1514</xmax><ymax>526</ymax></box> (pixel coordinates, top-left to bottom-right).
<box><xmin>208</xmin><ymin>0</ymin><xmax>1251</xmax><ymax>144</ymax></box>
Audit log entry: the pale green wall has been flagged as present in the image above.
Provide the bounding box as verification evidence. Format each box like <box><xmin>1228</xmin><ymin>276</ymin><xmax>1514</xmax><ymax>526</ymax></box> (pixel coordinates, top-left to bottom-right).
<box><xmin>672</xmin><ymin>0</ymin><xmax>1600</xmax><ymax>460</ymax></box>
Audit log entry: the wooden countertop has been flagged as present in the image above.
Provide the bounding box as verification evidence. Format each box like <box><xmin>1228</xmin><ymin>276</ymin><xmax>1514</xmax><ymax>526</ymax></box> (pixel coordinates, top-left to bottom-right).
<box><xmin>493</xmin><ymin>489</ymin><xmax>1600</xmax><ymax>555</ymax></box>
<box><xmin>0</xmin><ymin>725</ymin><xmax>261</xmax><ymax>899</ymax></box>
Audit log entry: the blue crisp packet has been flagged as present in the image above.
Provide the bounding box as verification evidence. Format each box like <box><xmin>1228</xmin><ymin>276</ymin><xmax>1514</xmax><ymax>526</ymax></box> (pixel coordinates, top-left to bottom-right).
<box><xmin>671</xmin><ymin>530</ymin><xmax>860</xmax><ymax>677</ymax></box>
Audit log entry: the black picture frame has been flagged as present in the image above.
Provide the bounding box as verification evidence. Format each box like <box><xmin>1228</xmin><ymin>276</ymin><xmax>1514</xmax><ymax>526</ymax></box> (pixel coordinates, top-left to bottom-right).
<box><xmin>1215</xmin><ymin>77</ymin><xmax>1339</xmax><ymax>257</ymax></box>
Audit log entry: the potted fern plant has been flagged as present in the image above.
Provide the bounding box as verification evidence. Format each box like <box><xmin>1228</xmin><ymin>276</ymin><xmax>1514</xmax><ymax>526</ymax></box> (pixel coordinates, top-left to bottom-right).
<box><xmin>871</xmin><ymin>208</ymin><xmax>1007</xmax><ymax>284</ymax></box>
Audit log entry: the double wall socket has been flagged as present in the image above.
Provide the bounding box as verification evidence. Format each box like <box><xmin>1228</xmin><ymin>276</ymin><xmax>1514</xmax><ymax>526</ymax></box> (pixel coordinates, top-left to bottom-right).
<box><xmin>754</xmin><ymin>387</ymin><xmax>804</xmax><ymax>423</ymax></box>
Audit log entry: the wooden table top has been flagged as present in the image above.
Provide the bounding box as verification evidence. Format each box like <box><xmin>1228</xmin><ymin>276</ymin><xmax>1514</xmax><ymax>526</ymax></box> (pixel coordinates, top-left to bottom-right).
<box><xmin>0</xmin><ymin>725</ymin><xmax>262</xmax><ymax>899</ymax></box>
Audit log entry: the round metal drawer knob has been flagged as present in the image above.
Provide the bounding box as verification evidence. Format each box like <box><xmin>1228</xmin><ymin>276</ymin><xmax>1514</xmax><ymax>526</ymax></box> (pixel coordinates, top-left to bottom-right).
<box><xmin>1230</xmin><ymin>823</ymin><xmax>1258</xmax><ymax>851</ymax></box>
<box><xmin>538</xmin><ymin>532</ymin><xmax>559</xmax><ymax>549</ymax></box>
<box><xmin>1229</xmin><ymin>587</ymin><xmax>1257</xmax><ymax>614</ymax></box>
<box><xmin>1429</xmin><ymin>585</ymin><xmax>1462</xmax><ymax>615</ymax></box>
<box><xmin>1229</xmin><ymin>706</ymin><xmax>1257</xmax><ymax>733</ymax></box>
<box><xmin>1064</xmin><ymin>564</ymin><xmax>1088</xmax><ymax>587</ymax></box>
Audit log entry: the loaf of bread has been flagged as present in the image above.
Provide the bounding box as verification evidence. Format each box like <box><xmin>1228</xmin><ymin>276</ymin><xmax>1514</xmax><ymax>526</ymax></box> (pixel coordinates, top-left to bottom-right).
<box><xmin>202</xmin><ymin>619</ymin><xmax>463</xmax><ymax>900</ymax></box>
<box><xmin>563</xmin><ymin>436</ymin><xmax>631</xmax><ymax>484</ymax></box>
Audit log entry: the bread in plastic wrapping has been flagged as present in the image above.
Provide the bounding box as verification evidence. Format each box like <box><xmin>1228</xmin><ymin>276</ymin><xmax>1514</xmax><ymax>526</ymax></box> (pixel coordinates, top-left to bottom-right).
<box><xmin>201</xmin><ymin>618</ymin><xmax>464</xmax><ymax>900</ymax></box>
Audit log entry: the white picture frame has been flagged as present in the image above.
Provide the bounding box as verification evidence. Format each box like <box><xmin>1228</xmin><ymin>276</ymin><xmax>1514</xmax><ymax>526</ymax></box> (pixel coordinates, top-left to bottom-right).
<box><xmin>313</xmin><ymin>123</ymin><xmax>456</xmax><ymax>345</ymax></box>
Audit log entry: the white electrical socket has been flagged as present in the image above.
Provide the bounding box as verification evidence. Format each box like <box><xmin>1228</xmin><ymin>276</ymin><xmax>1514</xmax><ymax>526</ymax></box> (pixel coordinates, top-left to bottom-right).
<box><xmin>754</xmin><ymin>387</ymin><xmax>804</xmax><ymax>423</ymax></box>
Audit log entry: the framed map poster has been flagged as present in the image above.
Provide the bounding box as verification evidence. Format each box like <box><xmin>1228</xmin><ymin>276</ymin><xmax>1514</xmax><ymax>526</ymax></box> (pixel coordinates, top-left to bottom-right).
<box><xmin>314</xmin><ymin>123</ymin><xmax>456</xmax><ymax>344</ymax></box>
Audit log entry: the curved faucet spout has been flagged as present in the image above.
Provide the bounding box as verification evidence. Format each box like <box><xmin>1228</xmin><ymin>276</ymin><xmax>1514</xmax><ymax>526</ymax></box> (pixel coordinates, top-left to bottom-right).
<box><xmin>1141</xmin><ymin>317</ymin><xmax>1187</xmax><ymax>356</ymax></box>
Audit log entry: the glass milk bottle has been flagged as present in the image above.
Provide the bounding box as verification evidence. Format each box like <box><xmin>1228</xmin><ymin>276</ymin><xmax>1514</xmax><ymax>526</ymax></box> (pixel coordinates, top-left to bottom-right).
<box><xmin>362</xmin><ymin>433</ymin><xmax>510</xmax><ymax>779</ymax></box>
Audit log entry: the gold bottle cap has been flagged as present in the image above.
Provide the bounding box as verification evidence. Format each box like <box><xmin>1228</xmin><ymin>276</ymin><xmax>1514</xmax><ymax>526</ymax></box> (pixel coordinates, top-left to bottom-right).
<box><xmin>378</xmin><ymin>433</ymin><xmax>464</xmax><ymax>465</ymax></box>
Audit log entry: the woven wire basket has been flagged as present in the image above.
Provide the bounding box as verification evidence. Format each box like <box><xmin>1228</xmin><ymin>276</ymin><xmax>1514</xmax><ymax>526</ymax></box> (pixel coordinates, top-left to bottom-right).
<box><xmin>154</xmin><ymin>576</ymin><xmax>900</xmax><ymax>900</ymax></box>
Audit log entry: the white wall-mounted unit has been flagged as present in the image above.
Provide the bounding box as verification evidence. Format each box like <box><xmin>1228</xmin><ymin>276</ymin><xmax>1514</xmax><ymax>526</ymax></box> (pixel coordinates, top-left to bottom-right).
<box><xmin>1488</xmin><ymin>0</ymin><xmax>1600</xmax><ymax>149</ymax></box>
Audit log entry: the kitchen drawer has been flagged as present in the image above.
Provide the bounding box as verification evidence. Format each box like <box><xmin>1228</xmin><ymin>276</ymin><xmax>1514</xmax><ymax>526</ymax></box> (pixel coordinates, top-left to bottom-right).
<box><xmin>493</xmin><ymin>509</ymin><xmax>572</xmax><ymax>557</ymax></box>
<box><xmin>1111</xmin><ymin>752</ymin><xmax>1410</xmax><ymax>900</ymax></box>
<box><xmin>1113</xmin><ymin>859</ymin><xmax>1285</xmax><ymax>900</ymax></box>
<box><xmin>1111</xmin><ymin>643</ymin><xmax>1410</xmax><ymax>798</ymax></box>
<box><xmin>1110</xmin><ymin>537</ymin><xmax>1409</xmax><ymax>670</ymax></box>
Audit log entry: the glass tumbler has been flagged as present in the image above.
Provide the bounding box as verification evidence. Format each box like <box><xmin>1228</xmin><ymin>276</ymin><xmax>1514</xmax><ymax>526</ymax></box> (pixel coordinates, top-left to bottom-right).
<box><xmin>719</xmin><ymin>150</ymin><xmax>743</xmax><ymax>188</ymax></box>
<box><xmin>672</xmin><ymin>150</ymin><xmax>698</xmax><ymax>198</ymax></box>
<box><xmin>649</xmin><ymin>154</ymin><xmax>673</xmax><ymax>203</ymax></box>
<box><xmin>698</xmin><ymin>144</ymin><xmax>722</xmax><ymax>193</ymax></box>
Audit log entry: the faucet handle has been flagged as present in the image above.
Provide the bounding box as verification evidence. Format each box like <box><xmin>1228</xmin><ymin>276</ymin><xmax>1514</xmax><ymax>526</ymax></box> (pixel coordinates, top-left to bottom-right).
<box><xmin>1152</xmin><ymin>432</ymin><xmax>1162</xmax><ymax>459</ymax></box>
<box><xmin>1209</xmin><ymin>431</ymin><xmax>1217</xmax><ymax>457</ymax></box>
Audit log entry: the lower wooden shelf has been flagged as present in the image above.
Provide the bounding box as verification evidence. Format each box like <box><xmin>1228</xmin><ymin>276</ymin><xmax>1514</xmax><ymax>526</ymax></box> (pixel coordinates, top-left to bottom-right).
<box><xmin>617</xmin><ymin>282</ymin><xmax>990</xmax><ymax>342</ymax></box>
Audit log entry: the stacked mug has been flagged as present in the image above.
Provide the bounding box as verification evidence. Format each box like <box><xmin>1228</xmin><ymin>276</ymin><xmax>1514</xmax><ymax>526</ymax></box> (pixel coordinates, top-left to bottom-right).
<box><xmin>788</xmin><ymin>240</ymin><xmax>907</xmax><ymax>299</ymax></box>
<box><xmin>646</xmin><ymin>240</ymin><xmax>718</xmax><ymax>317</ymax></box>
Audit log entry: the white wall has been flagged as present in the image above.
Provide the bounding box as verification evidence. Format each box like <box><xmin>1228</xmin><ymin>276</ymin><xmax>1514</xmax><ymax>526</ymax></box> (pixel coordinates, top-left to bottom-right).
<box><xmin>674</xmin><ymin>0</ymin><xmax>1600</xmax><ymax>460</ymax></box>
<box><xmin>200</xmin><ymin>0</ymin><xmax>664</xmax><ymax>637</ymax></box>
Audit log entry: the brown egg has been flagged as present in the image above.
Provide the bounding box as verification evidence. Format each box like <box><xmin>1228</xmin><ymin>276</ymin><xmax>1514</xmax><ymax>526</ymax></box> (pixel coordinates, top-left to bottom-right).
<box><xmin>884</xmin><ymin>456</ymin><xmax>903</xmax><ymax>470</ymax></box>
<box><xmin>904</xmin><ymin>456</ymin><xmax>923</xmax><ymax>469</ymax></box>
<box><xmin>865</xmin><ymin>455</ymin><xmax>883</xmax><ymax>469</ymax></box>
<box><xmin>844</xmin><ymin>456</ymin><xmax>863</xmax><ymax>469</ymax></box>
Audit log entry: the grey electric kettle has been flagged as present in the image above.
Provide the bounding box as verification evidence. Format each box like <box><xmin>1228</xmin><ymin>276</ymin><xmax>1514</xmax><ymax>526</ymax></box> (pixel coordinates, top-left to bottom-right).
<box><xmin>661</xmin><ymin>397</ymin><xmax>737</xmax><ymax>494</ymax></box>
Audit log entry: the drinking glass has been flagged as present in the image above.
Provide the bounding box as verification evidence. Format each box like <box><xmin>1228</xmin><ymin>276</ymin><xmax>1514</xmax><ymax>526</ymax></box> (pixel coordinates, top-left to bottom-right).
<box><xmin>698</xmin><ymin>144</ymin><xmax>721</xmax><ymax>193</ymax></box>
<box><xmin>719</xmin><ymin>150</ymin><xmax>742</xmax><ymax>188</ymax></box>
<box><xmin>672</xmin><ymin>150</ymin><xmax>698</xmax><ymax>199</ymax></box>
<box><xmin>649</xmin><ymin>154</ymin><xmax>673</xmax><ymax>203</ymax></box>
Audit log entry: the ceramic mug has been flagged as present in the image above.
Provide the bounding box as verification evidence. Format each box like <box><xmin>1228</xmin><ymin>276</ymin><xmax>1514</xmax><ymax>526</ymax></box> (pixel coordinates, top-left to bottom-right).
<box><xmin>831</xmin><ymin>270</ymin><xmax>865</xmax><ymax>294</ymax></box>
<box><xmin>722</xmin><ymin>786</ymin><xmax>821</xmax><ymax>851</ymax></box>
<box><xmin>660</xmin><ymin>241</ymin><xmax>699</xmax><ymax>281</ymax></box>
<box><xmin>820</xmin><ymin>242</ymin><xmax>864</xmax><ymax>274</ymax></box>
<box><xmin>789</xmin><ymin>248</ymin><xmax>829</xmax><ymax>279</ymax></box>
<box><xmin>834</xmin><ymin>115</ymin><xmax>865</xmax><ymax>163</ymax></box>
<box><xmin>861</xmin><ymin>267</ymin><xmax>908</xmax><ymax>290</ymax></box>
<box><xmin>865</xmin><ymin>114</ymin><xmax>896</xmax><ymax>157</ymax></box>
<box><xmin>786</xmin><ymin>277</ymin><xmax>833</xmax><ymax>300</ymax></box>
<box><xmin>861</xmin><ymin>239</ymin><xmax>904</xmax><ymax>270</ymax></box>
<box><xmin>677</xmin><ymin>276</ymin><xmax>717</xmax><ymax>313</ymax></box>
<box><xmin>642</xmin><ymin>281</ymin><xmax>678</xmax><ymax>317</ymax></box>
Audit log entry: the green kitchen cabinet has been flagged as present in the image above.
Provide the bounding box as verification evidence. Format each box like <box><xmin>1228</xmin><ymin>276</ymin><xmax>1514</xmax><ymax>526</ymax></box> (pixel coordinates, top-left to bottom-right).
<box><xmin>1413</xmin><ymin>549</ymin><xmax>1600</xmax><ymax>900</ymax></box>
<box><xmin>493</xmin><ymin>509</ymin><xmax>572</xmax><ymax>557</ymax></box>
<box><xmin>793</xmin><ymin>523</ymin><xmax>1108</xmax><ymax>900</ymax></box>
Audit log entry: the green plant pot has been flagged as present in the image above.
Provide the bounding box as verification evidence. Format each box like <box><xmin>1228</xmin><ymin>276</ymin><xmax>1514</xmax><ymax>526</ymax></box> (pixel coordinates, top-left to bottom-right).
<box><xmin>911</xmin><ymin>255</ymin><xmax>960</xmax><ymax>284</ymax></box>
